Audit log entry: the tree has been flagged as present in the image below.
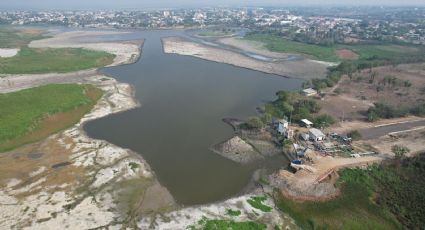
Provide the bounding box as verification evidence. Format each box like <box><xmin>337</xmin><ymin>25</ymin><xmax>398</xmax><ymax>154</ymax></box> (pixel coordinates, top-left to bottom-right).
<box><xmin>246</xmin><ymin>116</ymin><xmax>264</xmax><ymax>129</ymax></box>
<box><xmin>391</xmin><ymin>145</ymin><xmax>410</xmax><ymax>158</ymax></box>
<box><xmin>313</xmin><ymin>114</ymin><xmax>335</xmax><ymax>128</ymax></box>
<box><xmin>262</xmin><ymin>113</ymin><xmax>272</xmax><ymax>124</ymax></box>
<box><xmin>368</xmin><ymin>110</ymin><xmax>379</xmax><ymax>122</ymax></box>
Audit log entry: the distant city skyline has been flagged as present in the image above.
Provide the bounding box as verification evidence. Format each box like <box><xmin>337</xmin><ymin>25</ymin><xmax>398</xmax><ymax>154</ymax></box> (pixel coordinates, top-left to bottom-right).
<box><xmin>1</xmin><ymin>0</ymin><xmax>424</xmax><ymax>10</ymax></box>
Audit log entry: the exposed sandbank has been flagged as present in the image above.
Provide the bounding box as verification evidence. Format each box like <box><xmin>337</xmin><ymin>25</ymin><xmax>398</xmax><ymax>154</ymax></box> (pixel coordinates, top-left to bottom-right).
<box><xmin>29</xmin><ymin>30</ymin><xmax>142</xmax><ymax>67</ymax></box>
<box><xmin>163</xmin><ymin>36</ymin><xmax>330</xmax><ymax>80</ymax></box>
<box><xmin>0</xmin><ymin>48</ymin><xmax>19</xmax><ymax>58</ymax></box>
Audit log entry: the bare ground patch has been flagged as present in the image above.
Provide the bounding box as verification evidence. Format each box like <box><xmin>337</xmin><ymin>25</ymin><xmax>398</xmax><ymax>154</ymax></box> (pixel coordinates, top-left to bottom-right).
<box><xmin>335</xmin><ymin>49</ymin><xmax>359</xmax><ymax>60</ymax></box>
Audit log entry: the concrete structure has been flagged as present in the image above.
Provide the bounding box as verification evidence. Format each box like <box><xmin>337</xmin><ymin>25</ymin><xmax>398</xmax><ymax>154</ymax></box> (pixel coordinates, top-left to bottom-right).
<box><xmin>309</xmin><ymin>128</ymin><xmax>326</xmax><ymax>142</ymax></box>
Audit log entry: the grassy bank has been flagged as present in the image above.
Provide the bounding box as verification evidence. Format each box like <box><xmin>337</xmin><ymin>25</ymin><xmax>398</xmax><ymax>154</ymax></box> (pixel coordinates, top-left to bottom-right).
<box><xmin>0</xmin><ymin>84</ymin><xmax>103</xmax><ymax>152</ymax></box>
<box><xmin>0</xmin><ymin>27</ymin><xmax>115</xmax><ymax>74</ymax></box>
<box><xmin>197</xmin><ymin>31</ymin><xmax>233</xmax><ymax>37</ymax></box>
<box><xmin>0</xmin><ymin>47</ymin><xmax>115</xmax><ymax>74</ymax></box>
<box><xmin>188</xmin><ymin>217</ymin><xmax>267</xmax><ymax>230</ymax></box>
<box><xmin>244</xmin><ymin>33</ymin><xmax>339</xmax><ymax>62</ymax></box>
<box><xmin>0</xmin><ymin>27</ymin><xmax>49</xmax><ymax>48</ymax></box>
<box><xmin>276</xmin><ymin>153</ymin><xmax>425</xmax><ymax>229</ymax></box>
<box><xmin>244</xmin><ymin>33</ymin><xmax>424</xmax><ymax>63</ymax></box>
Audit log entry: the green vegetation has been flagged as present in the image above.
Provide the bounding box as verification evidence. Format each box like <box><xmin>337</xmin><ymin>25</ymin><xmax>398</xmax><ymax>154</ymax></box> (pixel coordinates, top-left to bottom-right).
<box><xmin>247</xmin><ymin>196</ymin><xmax>272</xmax><ymax>212</ymax></box>
<box><xmin>245</xmin><ymin>116</ymin><xmax>264</xmax><ymax>129</ymax></box>
<box><xmin>0</xmin><ymin>27</ymin><xmax>49</xmax><ymax>48</ymax></box>
<box><xmin>367</xmin><ymin>102</ymin><xmax>425</xmax><ymax>122</ymax></box>
<box><xmin>245</xmin><ymin>32</ymin><xmax>425</xmax><ymax>96</ymax></box>
<box><xmin>0</xmin><ymin>27</ymin><xmax>115</xmax><ymax>74</ymax></box>
<box><xmin>188</xmin><ymin>217</ymin><xmax>266</xmax><ymax>230</ymax></box>
<box><xmin>0</xmin><ymin>47</ymin><xmax>115</xmax><ymax>74</ymax></box>
<box><xmin>245</xmin><ymin>32</ymin><xmax>424</xmax><ymax>63</ymax></box>
<box><xmin>345</xmin><ymin>44</ymin><xmax>419</xmax><ymax>61</ymax></box>
<box><xmin>197</xmin><ymin>31</ymin><xmax>231</xmax><ymax>37</ymax></box>
<box><xmin>312</xmin><ymin>114</ymin><xmax>335</xmax><ymax>128</ymax></box>
<box><xmin>347</xmin><ymin>130</ymin><xmax>362</xmax><ymax>141</ymax></box>
<box><xmin>0</xmin><ymin>84</ymin><xmax>102</xmax><ymax>152</ymax></box>
<box><xmin>391</xmin><ymin>145</ymin><xmax>410</xmax><ymax>158</ymax></box>
<box><xmin>276</xmin><ymin>170</ymin><xmax>400</xmax><ymax>229</ymax></box>
<box><xmin>265</xmin><ymin>90</ymin><xmax>332</xmax><ymax>126</ymax></box>
<box><xmin>225</xmin><ymin>209</ymin><xmax>241</xmax><ymax>217</ymax></box>
<box><xmin>128</xmin><ymin>162</ymin><xmax>140</xmax><ymax>172</ymax></box>
<box><xmin>277</xmin><ymin>153</ymin><xmax>425</xmax><ymax>229</ymax></box>
<box><xmin>244</xmin><ymin>33</ymin><xmax>339</xmax><ymax>62</ymax></box>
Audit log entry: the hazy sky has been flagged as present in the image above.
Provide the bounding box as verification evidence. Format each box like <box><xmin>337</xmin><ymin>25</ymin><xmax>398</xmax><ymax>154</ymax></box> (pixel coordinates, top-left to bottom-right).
<box><xmin>1</xmin><ymin>0</ymin><xmax>424</xmax><ymax>10</ymax></box>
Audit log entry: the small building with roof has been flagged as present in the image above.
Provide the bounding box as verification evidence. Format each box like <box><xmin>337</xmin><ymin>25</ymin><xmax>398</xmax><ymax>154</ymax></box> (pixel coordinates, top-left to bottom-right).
<box><xmin>301</xmin><ymin>119</ymin><xmax>313</xmax><ymax>128</ymax></box>
<box><xmin>309</xmin><ymin>128</ymin><xmax>326</xmax><ymax>142</ymax></box>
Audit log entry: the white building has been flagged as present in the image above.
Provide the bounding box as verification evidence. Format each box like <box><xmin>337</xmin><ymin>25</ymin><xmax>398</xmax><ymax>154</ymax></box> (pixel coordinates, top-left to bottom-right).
<box><xmin>301</xmin><ymin>119</ymin><xmax>313</xmax><ymax>128</ymax></box>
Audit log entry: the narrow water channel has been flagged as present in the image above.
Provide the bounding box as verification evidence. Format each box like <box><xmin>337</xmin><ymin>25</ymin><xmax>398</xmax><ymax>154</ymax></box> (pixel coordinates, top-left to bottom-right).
<box><xmin>84</xmin><ymin>30</ymin><xmax>303</xmax><ymax>205</ymax></box>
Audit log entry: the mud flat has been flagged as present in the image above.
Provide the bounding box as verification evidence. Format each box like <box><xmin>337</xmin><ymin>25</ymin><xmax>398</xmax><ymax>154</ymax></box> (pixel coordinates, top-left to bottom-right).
<box><xmin>211</xmin><ymin>136</ymin><xmax>264</xmax><ymax>164</ymax></box>
<box><xmin>163</xmin><ymin>36</ymin><xmax>329</xmax><ymax>80</ymax></box>
<box><xmin>0</xmin><ymin>31</ymin><xmax>176</xmax><ymax>229</ymax></box>
<box><xmin>0</xmin><ymin>75</ymin><xmax>175</xmax><ymax>229</ymax></box>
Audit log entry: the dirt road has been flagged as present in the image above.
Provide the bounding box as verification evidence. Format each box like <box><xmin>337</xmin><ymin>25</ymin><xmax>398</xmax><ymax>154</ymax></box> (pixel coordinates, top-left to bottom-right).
<box><xmin>359</xmin><ymin>119</ymin><xmax>425</xmax><ymax>139</ymax></box>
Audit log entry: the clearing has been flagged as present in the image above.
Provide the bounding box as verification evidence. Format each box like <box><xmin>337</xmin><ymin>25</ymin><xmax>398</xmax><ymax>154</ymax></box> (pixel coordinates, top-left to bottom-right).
<box><xmin>0</xmin><ymin>84</ymin><xmax>102</xmax><ymax>151</ymax></box>
<box><xmin>321</xmin><ymin>63</ymin><xmax>425</xmax><ymax>121</ymax></box>
<box><xmin>335</xmin><ymin>49</ymin><xmax>359</xmax><ymax>60</ymax></box>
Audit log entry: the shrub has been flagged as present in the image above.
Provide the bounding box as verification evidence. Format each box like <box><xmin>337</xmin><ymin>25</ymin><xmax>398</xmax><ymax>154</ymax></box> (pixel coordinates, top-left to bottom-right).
<box><xmin>246</xmin><ymin>117</ymin><xmax>264</xmax><ymax>129</ymax></box>
<box><xmin>391</xmin><ymin>145</ymin><xmax>410</xmax><ymax>158</ymax></box>
<box><xmin>247</xmin><ymin>196</ymin><xmax>272</xmax><ymax>212</ymax></box>
<box><xmin>347</xmin><ymin>130</ymin><xmax>362</xmax><ymax>141</ymax></box>
<box><xmin>313</xmin><ymin>114</ymin><xmax>335</xmax><ymax>128</ymax></box>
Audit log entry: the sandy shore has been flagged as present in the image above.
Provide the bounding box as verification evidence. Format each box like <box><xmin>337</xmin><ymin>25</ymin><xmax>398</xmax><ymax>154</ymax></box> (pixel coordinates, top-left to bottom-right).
<box><xmin>163</xmin><ymin>36</ymin><xmax>330</xmax><ymax>80</ymax></box>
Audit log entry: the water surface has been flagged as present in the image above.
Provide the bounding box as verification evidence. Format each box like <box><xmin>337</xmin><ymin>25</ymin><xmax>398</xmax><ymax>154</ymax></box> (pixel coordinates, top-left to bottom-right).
<box><xmin>84</xmin><ymin>30</ymin><xmax>302</xmax><ymax>205</ymax></box>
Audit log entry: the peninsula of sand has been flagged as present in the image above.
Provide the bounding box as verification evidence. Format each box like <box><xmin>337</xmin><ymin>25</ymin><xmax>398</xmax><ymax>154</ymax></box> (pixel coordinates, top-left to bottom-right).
<box><xmin>162</xmin><ymin>36</ymin><xmax>334</xmax><ymax>80</ymax></box>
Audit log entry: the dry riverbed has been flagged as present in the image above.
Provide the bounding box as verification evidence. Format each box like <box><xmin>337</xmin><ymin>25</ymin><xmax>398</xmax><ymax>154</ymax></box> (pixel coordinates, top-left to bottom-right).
<box><xmin>162</xmin><ymin>36</ymin><xmax>330</xmax><ymax>80</ymax></box>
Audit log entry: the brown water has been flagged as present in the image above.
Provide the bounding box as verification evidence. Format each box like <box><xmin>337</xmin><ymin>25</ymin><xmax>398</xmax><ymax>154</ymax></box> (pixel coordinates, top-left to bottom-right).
<box><xmin>84</xmin><ymin>30</ymin><xmax>302</xmax><ymax>205</ymax></box>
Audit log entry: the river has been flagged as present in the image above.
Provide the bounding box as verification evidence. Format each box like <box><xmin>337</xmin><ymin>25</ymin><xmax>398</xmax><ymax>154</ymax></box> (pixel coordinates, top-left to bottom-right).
<box><xmin>84</xmin><ymin>30</ymin><xmax>302</xmax><ymax>205</ymax></box>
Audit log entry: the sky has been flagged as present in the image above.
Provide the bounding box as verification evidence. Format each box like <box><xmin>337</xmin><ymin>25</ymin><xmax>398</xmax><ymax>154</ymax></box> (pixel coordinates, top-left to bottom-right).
<box><xmin>1</xmin><ymin>0</ymin><xmax>424</xmax><ymax>10</ymax></box>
